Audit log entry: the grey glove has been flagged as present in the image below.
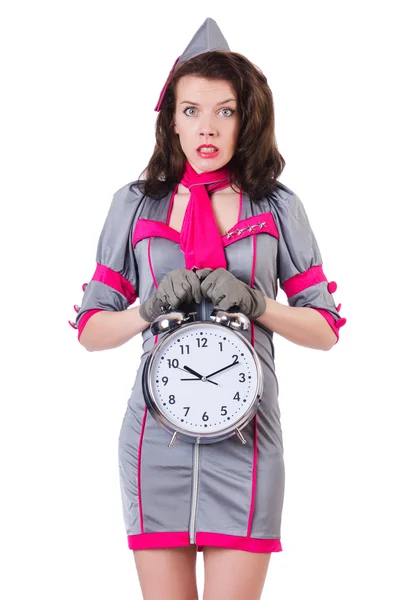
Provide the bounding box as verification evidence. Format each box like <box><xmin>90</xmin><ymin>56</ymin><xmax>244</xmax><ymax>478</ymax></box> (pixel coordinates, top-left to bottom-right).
<box><xmin>139</xmin><ymin>268</ymin><xmax>203</xmax><ymax>323</ymax></box>
<box><xmin>199</xmin><ymin>267</ymin><xmax>266</xmax><ymax>320</ymax></box>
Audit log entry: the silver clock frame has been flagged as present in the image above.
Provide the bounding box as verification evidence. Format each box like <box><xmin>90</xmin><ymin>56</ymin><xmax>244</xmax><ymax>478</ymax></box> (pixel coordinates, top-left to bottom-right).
<box><xmin>142</xmin><ymin>311</ymin><xmax>264</xmax><ymax>446</ymax></box>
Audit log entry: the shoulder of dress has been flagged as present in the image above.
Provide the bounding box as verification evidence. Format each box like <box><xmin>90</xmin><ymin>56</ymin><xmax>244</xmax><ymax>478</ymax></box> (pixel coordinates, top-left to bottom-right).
<box><xmin>109</xmin><ymin>180</ymin><xmax>146</xmax><ymax>212</ymax></box>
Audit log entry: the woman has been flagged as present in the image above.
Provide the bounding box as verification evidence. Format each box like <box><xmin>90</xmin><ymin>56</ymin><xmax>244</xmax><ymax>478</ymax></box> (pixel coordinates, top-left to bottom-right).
<box><xmin>70</xmin><ymin>18</ymin><xmax>346</xmax><ymax>600</ymax></box>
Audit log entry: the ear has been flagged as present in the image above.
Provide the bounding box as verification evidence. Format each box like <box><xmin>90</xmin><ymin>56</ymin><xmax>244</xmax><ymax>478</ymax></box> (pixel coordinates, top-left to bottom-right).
<box><xmin>173</xmin><ymin>122</ymin><xmax>179</xmax><ymax>135</ymax></box>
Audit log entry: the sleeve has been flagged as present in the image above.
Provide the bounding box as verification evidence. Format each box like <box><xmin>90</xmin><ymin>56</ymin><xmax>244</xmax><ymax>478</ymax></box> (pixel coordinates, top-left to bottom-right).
<box><xmin>269</xmin><ymin>184</ymin><xmax>347</xmax><ymax>343</ymax></box>
<box><xmin>68</xmin><ymin>182</ymin><xmax>142</xmax><ymax>341</ymax></box>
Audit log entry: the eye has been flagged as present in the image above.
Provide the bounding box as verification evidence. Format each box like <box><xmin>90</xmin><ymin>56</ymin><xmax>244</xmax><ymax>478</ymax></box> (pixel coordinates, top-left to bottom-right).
<box><xmin>183</xmin><ymin>107</ymin><xmax>197</xmax><ymax>116</ymax></box>
<box><xmin>219</xmin><ymin>108</ymin><xmax>235</xmax><ymax>117</ymax></box>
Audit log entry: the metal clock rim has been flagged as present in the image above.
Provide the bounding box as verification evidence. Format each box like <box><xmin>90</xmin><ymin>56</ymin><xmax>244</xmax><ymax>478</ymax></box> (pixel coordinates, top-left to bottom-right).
<box><xmin>144</xmin><ymin>319</ymin><xmax>264</xmax><ymax>444</ymax></box>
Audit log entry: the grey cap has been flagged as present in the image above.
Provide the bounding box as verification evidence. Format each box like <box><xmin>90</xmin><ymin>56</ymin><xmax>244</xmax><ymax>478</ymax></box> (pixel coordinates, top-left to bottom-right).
<box><xmin>154</xmin><ymin>17</ymin><xmax>231</xmax><ymax>111</ymax></box>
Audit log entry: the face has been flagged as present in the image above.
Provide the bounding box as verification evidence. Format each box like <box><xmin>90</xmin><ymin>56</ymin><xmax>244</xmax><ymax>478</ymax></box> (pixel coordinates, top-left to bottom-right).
<box><xmin>173</xmin><ymin>76</ymin><xmax>240</xmax><ymax>174</ymax></box>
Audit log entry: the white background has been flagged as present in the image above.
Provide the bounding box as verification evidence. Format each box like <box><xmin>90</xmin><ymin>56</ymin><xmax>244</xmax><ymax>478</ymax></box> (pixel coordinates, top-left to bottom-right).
<box><xmin>1</xmin><ymin>1</ymin><xmax>396</xmax><ymax>598</ymax></box>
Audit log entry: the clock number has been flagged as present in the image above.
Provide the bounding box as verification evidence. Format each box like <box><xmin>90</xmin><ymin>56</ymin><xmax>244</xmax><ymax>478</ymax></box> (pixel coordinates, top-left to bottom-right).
<box><xmin>218</xmin><ymin>341</ymin><xmax>223</xmax><ymax>351</ymax></box>
<box><xmin>232</xmin><ymin>354</ymin><xmax>239</xmax><ymax>364</ymax></box>
<box><xmin>179</xmin><ymin>344</ymin><xmax>190</xmax><ymax>354</ymax></box>
<box><xmin>183</xmin><ymin>407</ymin><xmax>190</xmax><ymax>416</ymax></box>
<box><xmin>167</xmin><ymin>358</ymin><xmax>179</xmax><ymax>368</ymax></box>
<box><xmin>202</xmin><ymin>411</ymin><xmax>209</xmax><ymax>422</ymax></box>
<box><xmin>196</xmin><ymin>337</ymin><xmax>208</xmax><ymax>348</ymax></box>
<box><xmin>233</xmin><ymin>392</ymin><xmax>240</xmax><ymax>401</ymax></box>
<box><xmin>162</xmin><ymin>376</ymin><xmax>168</xmax><ymax>386</ymax></box>
<box><xmin>221</xmin><ymin>406</ymin><xmax>227</xmax><ymax>416</ymax></box>
<box><xmin>239</xmin><ymin>373</ymin><xmax>246</xmax><ymax>382</ymax></box>
<box><xmin>169</xmin><ymin>395</ymin><xmax>176</xmax><ymax>405</ymax></box>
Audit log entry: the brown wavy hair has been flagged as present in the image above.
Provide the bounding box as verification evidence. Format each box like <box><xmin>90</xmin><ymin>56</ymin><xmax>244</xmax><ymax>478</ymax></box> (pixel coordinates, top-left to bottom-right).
<box><xmin>138</xmin><ymin>51</ymin><xmax>285</xmax><ymax>203</ymax></box>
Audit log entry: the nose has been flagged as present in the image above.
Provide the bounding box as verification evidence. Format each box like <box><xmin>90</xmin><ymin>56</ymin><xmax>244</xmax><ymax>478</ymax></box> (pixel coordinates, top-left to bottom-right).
<box><xmin>199</xmin><ymin>115</ymin><xmax>217</xmax><ymax>138</ymax></box>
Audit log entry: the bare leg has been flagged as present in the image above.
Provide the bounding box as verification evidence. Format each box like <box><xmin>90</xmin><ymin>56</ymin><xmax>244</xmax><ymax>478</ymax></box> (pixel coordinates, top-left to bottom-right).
<box><xmin>202</xmin><ymin>547</ymin><xmax>271</xmax><ymax>600</ymax></box>
<box><xmin>133</xmin><ymin>545</ymin><xmax>199</xmax><ymax>600</ymax></box>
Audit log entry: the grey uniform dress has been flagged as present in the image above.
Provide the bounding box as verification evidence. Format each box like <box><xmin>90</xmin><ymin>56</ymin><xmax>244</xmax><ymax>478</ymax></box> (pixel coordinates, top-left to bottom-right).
<box><xmin>72</xmin><ymin>179</ymin><xmax>345</xmax><ymax>553</ymax></box>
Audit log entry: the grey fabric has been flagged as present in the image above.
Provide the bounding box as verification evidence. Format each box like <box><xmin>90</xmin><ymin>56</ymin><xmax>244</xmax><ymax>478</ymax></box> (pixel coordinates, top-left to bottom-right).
<box><xmin>177</xmin><ymin>17</ymin><xmax>230</xmax><ymax>65</ymax></box>
<box><xmin>74</xmin><ymin>178</ymin><xmax>343</xmax><ymax>548</ymax></box>
<box><xmin>74</xmin><ymin>182</ymin><xmax>143</xmax><ymax>329</ymax></box>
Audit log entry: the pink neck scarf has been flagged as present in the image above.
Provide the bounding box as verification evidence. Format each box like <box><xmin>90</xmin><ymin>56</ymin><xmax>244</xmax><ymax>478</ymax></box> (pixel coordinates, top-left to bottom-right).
<box><xmin>179</xmin><ymin>161</ymin><xmax>230</xmax><ymax>271</ymax></box>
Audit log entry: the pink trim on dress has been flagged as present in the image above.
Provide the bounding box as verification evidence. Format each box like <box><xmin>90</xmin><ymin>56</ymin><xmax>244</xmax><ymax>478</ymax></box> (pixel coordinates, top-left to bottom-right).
<box><xmin>222</xmin><ymin>212</ymin><xmax>279</xmax><ymax>248</ymax></box>
<box><xmin>196</xmin><ymin>532</ymin><xmax>282</xmax><ymax>553</ymax></box>
<box><xmin>132</xmin><ymin>211</ymin><xmax>279</xmax><ymax>250</ymax></box>
<box><xmin>283</xmin><ymin>265</ymin><xmax>327</xmax><ymax>298</ymax></box>
<box><xmin>127</xmin><ymin>531</ymin><xmax>282</xmax><ymax>552</ymax></box>
<box><xmin>92</xmin><ymin>263</ymin><xmax>137</xmax><ymax>304</ymax></box>
<box><xmin>312</xmin><ymin>308</ymin><xmax>341</xmax><ymax>342</ymax></box>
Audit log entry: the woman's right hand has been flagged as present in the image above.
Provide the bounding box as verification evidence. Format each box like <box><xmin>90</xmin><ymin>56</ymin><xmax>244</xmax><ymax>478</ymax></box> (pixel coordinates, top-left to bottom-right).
<box><xmin>138</xmin><ymin>268</ymin><xmax>204</xmax><ymax>323</ymax></box>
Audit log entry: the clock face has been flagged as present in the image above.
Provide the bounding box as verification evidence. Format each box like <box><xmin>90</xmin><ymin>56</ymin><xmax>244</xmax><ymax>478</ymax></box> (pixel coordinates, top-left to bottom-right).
<box><xmin>148</xmin><ymin>322</ymin><xmax>260</xmax><ymax>435</ymax></box>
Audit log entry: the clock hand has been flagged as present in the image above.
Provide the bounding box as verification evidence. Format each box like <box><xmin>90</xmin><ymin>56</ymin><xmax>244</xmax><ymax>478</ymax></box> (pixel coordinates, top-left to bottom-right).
<box><xmin>180</xmin><ymin>377</ymin><xmax>218</xmax><ymax>385</ymax></box>
<box><xmin>204</xmin><ymin>360</ymin><xmax>240</xmax><ymax>379</ymax></box>
<box><xmin>180</xmin><ymin>365</ymin><xmax>218</xmax><ymax>385</ymax></box>
<box><xmin>183</xmin><ymin>365</ymin><xmax>205</xmax><ymax>379</ymax></box>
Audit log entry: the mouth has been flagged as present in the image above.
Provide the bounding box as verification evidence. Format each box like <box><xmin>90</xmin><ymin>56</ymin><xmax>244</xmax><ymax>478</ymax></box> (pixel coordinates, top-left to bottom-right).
<box><xmin>196</xmin><ymin>144</ymin><xmax>220</xmax><ymax>159</ymax></box>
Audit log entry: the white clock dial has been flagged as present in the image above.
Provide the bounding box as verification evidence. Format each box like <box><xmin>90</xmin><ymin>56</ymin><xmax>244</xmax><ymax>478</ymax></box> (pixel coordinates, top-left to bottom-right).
<box><xmin>148</xmin><ymin>322</ymin><xmax>260</xmax><ymax>434</ymax></box>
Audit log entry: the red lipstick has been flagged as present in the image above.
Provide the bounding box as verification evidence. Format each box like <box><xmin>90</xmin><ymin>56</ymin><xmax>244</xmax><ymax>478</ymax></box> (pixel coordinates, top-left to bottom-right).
<box><xmin>196</xmin><ymin>144</ymin><xmax>220</xmax><ymax>159</ymax></box>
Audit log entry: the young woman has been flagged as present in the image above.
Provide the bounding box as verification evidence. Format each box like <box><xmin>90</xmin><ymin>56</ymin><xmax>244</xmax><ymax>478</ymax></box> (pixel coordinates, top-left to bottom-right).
<box><xmin>70</xmin><ymin>18</ymin><xmax>346</xmax><ymax>600</ymax></box>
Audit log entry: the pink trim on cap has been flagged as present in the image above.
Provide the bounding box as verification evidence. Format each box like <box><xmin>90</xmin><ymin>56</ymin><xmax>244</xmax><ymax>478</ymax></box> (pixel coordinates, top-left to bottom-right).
<box><xmin>77</xmin><ymin>308</ymin><xmax>104</xmax><ymax>340</ymax></box>
<box><xmin>283</xmin><ymin>265</ymin><xmax>327</xmax><ymax>298</ymax></box>
<box><xmin>92</xmin><ymin>263</ymin><xmax>137</xmax><ymax>305</ymax></box>
<box><xmin>154</xmin><ymin>56</ymin><xmax>181</xmax><ymax>111</ymax></box>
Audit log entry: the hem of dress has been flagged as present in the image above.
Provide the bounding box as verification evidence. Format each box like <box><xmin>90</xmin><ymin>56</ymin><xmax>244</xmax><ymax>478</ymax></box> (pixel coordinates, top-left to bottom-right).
<box><xmin>127</xmin><ymin>531</ymin><xmax>282</xmax><ymax>553</ymax></box>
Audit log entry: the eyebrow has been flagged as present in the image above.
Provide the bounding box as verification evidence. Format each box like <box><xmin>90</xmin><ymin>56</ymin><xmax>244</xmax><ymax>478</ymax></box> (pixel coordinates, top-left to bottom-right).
<box><xmin>180</xmin><ymin>98</ymin><xmax>237</xmax><ymax>106</ymax></box>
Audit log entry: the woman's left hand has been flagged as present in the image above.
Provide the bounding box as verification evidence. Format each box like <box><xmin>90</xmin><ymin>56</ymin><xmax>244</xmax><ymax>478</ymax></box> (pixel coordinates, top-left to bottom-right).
<box><xmin>196</xmin><ymin>267</ymin><xmax>267</xmax><ymax>320</ymax></box>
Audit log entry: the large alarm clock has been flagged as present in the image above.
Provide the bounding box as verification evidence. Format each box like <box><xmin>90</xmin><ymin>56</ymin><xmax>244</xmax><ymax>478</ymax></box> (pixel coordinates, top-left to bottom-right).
<box><xmin>142</xmin><ymin>307</ymin><xmax>263</xmax><ymax>447</ymax></box>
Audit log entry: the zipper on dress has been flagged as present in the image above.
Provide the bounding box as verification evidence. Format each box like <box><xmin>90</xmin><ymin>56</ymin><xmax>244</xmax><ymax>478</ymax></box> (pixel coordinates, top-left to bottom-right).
<box><xmin>188</xmin><ymin>299</ymin><xmax>205</xmax><ymax>544</ymax></box>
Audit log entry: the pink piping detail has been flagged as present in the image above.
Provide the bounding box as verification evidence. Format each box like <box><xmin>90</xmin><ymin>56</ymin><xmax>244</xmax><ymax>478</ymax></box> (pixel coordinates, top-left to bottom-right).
<box><xmin>138</xmin><ymin>406</ymin><xmax>148</xmax><ymax>533</ymax></box>
<box><xmin>92</xmin><ymin>263</ymin><xmax>137</xmax><ymax>305</ymax></box>
<box><xmin>237</xmin><ymin>188</ymin><xmax>243</xmax><ymax>221</ymax></box>
<box><xmin>77</xmin><ymin>309</ymin><xmax>103</xmax><ymax>340</ymax></box>
<box><xmin>82</xmin><ymin>283</ymin><xmax>88</xmax><ymax>292</ymax></box>
<box><xmin>336</xmin><ymin>303</ymin><xmax>342</xmax><ymax>312</ymax></box>
<box><xmin>247</xmin><ymin>233</ymin><xmax>258</xmax><ymax>538</ymax></box>
<box><xmin>68</xmin><ymin>320</ymin><xmax>77</xmax><ymax>329</ymax></box>
<box><xmin>73</xmin><ymin>304</ymin><xmax>79</xmax><ymax>313</ymax></box>
<box><xmin>137</xmin><ymin>237</ymin><xmax>160</xmax><ymax>533</ymax></box>
<box><xmin>283</xmin><ymin>265</ymin><xmax>327</xmax><ymax>298</ymax></box>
